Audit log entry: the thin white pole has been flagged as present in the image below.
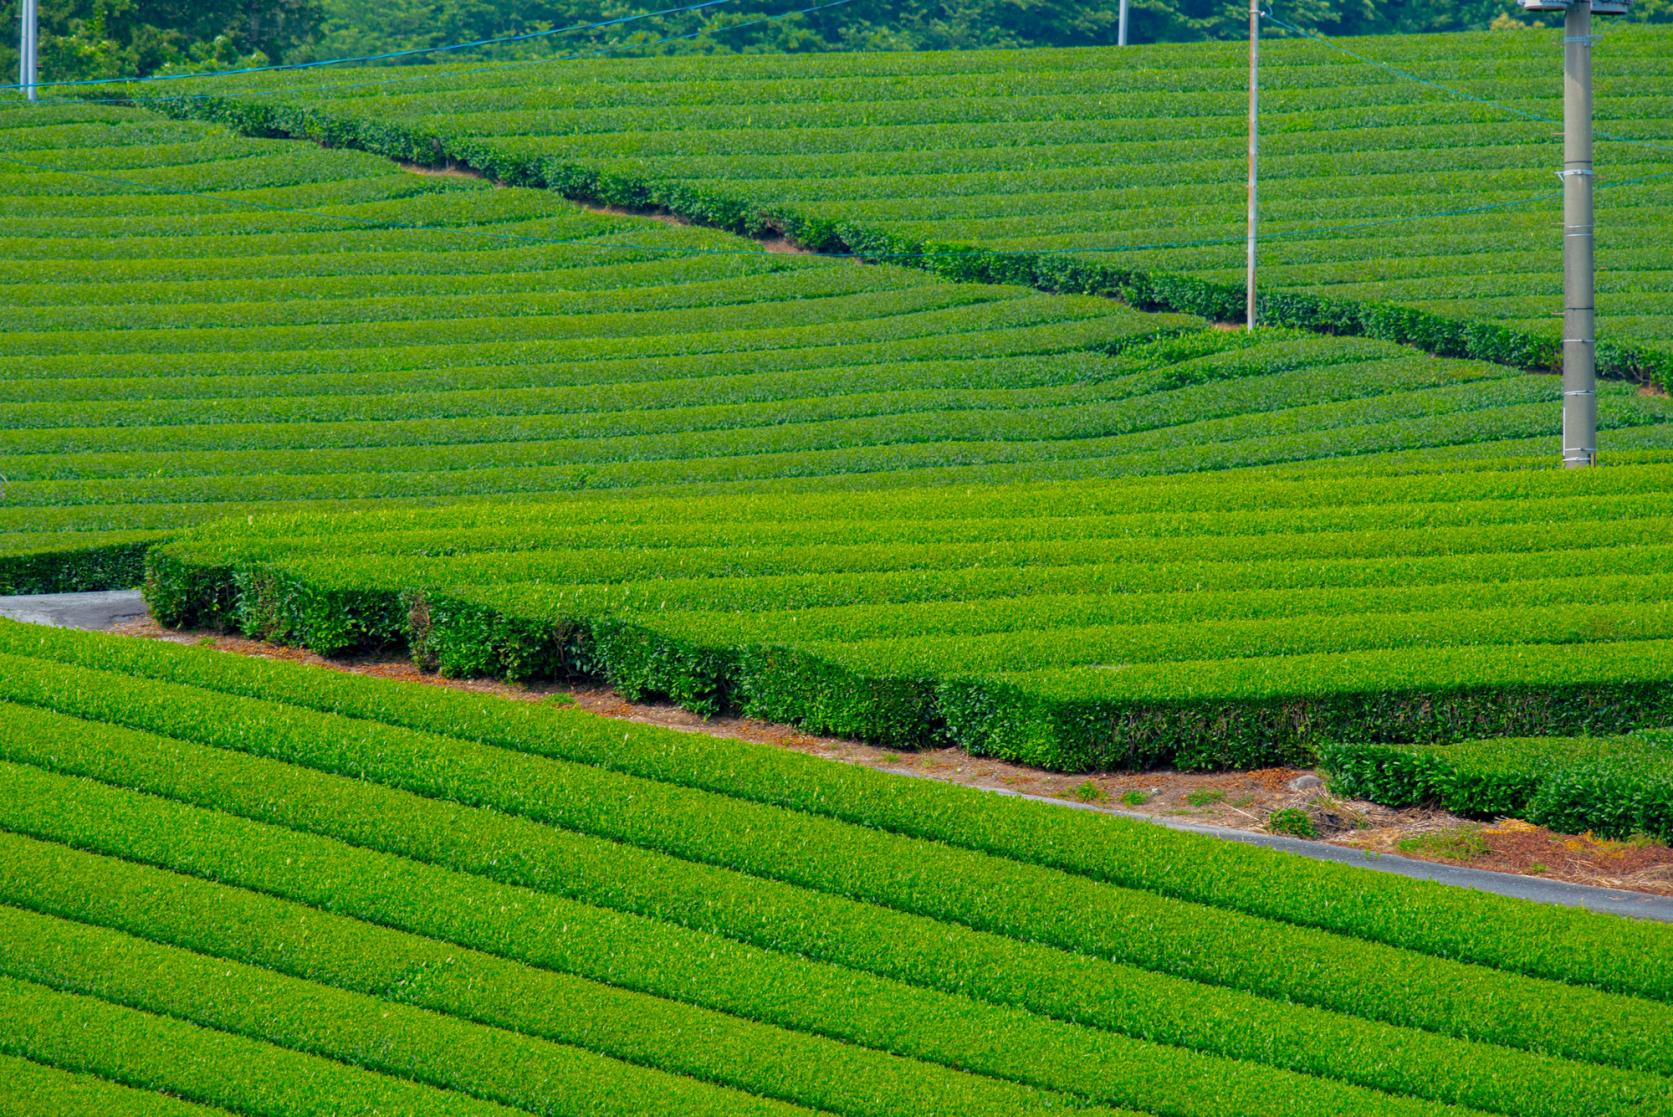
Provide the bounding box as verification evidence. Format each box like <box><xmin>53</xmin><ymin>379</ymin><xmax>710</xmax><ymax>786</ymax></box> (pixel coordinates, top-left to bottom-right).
<box><xmin>1119</xmin><ymin>0</ymin><xmax>1129</xmax><ymax>46</ymax></box>
<box><xmin>1246</xmin><ymin>0</ymin><xmax>1258</xmax><ymax>331</ymax></box>
<box><xmin>21</xmin><ymin>0</ymin><xmax>38</xmax><ymax>102</ymax></box>
<box><xmin>1561</xmin><ymin>0</ymin><xmax>1596</xmax><ymax>467</ymax></box>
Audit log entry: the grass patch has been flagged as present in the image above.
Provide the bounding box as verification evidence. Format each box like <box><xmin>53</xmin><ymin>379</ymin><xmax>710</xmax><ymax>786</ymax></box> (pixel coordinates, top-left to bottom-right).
<box><xmin>1397</xmin><ymin>827</ymin><xmax>1491</xmax><ymax>863</ymax></box>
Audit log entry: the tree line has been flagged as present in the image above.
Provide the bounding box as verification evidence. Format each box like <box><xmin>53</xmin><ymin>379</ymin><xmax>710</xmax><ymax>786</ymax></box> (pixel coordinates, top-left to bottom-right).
<box><xmin>4</xmin><ymin>0</ymin><xmax>1669</xmax><ymax>85</ymax></box>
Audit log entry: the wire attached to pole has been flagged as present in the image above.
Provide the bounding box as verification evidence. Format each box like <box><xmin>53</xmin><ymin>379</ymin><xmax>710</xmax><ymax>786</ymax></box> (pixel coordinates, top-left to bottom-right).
<box><xmin>0</xmin><ymin>0</ymin><xmax>739</xmax><ymax>94</ymax></box>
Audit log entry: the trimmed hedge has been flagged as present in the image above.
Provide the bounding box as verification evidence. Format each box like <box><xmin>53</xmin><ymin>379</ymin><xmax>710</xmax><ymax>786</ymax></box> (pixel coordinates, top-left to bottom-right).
<box><xmin>2</xmin><ymin>615</ymin><xmax>1663</xmax><ymax>1002</ymax></box>
<box><xmin>138</xmin><ymin>26</ymin><xmax>1673</xmax><ymax>390</ymax></box>
<box><xmin>0</xmin><ymin>651</ymin><xmax>1669</xmax><ymax>1077</ymax></box>
<box><xmin>1</xmin><ymin>620</ymin><xmax>1670</xmax><ymax>1114</ymax></box>
<box><xmin>1321</xmin><ymin>732</ymin><xmax>1673</xmax><ymax>842</ymax></box>
<box><xmin>8</xmin><ymin>101</ymin><xmax>1673</xmax><ymax>590</ymax></box>
<box><xmin>143</xmin><ymin>458</ymin><xmax>1673</xmax><ymax>772</ymax></box>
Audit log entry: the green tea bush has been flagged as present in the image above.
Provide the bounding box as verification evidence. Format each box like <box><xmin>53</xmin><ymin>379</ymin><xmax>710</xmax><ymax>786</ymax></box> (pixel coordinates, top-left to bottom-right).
<box><xmin>0</xmin><ymin>619</ymin><xmax>1669</xmax><ymax>1115</ymax></box>
<box><xmin>146</xmin><ymin>457</ymin><xmax>1673</xmax><ymax>773</ymax></box>
<box><xmin>1324</xmin><ymin>733</ymin><xmax>1673</xmax><ymax>842</ymax></box>
<box><xmin>7</xmin><ymin>101</ymin><xmax>1673</xmax><ymax>591</ymax></box>
<box><xmin>143</xmin><ymin>27</ymin><xmax>1673</xmax><ymax>388</ymax></box>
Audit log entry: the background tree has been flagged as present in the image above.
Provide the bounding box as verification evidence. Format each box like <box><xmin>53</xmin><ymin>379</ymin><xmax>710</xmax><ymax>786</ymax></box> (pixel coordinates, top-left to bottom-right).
<box><xmin>2</xmin><ymin>0</ymin><xmax>321</xmax><ymax>83</ymax></box>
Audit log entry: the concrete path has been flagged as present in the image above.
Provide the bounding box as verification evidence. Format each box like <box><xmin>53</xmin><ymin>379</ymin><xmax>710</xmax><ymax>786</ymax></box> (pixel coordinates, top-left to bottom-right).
<box><xmin>912</xmin><ymin>775</ymin><xmax>1673</xmax><ymax>922</ymax></box>
<box><xmin>4</xmin><ymin>588</ymin><xmax>1671</xmax><ymax>920</ymax></box>
<box><xmin>0</xmin><ymin>589</ymin><xmax>148</xmax><ymax>630</ymax></box>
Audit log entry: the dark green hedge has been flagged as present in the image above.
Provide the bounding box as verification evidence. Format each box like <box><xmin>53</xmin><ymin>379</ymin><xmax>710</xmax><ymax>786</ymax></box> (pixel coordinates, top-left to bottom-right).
<box><xmin>1321</xmin><ymin>735</ymin><xmax>1673</xmax><ymax>842</ymax></box>
<box><xmin>0</xmin><ymin>540</ymin><xmax>150</xmax><ymax>596</ymax></box>
<box><xmin>150</xmin><ymin>93</ymin><xmax>1673</xmax><ymax>393</ymax></box>
<box><xmin>145</xmin><ymin>548</ymin><xmax>1673</xmax><ymax>774</ymax></box>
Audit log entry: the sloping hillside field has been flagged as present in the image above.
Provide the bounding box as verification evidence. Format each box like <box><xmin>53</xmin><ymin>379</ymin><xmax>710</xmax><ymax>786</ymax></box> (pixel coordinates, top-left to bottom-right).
<box><xmin>0</xmin><ymin>619</ymin><xmax>1670</xmax><ymax>1117</ymax></box>
<box><xmin>3</xmin><ymin>22</ymin><xmax>1673</xmax><ymax>1111</ymax></box>
<box><xmin>150</xmin><ymin>455</ymin><xmax>1673</xmax><ymax>771</ymax></box>
<box><xmin>154</xmin><ymin>26</ymin><xmax>1673</xmax><ymax>382</ymax></box>
<box><xmin>12</xmin><ymin>104</ymin><xmax>1672</xmax><ymax>595</ymax></box>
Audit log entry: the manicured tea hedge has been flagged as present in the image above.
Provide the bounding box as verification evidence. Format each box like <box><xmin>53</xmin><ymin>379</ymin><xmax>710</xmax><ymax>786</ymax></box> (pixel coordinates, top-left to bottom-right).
<box><xmin>0</xmin><ymin>619</ymin><xmax>1668</xmax><ymax>1115</ymax></box>
<box><xmin>146</xmin><ymin>455</ymin><xmax>1673</xmax><ymax>772</ymax></box>
<box><xmin>137</xmin><ymin>26</ymin><xmax>1673</xmax><ymax>387</ymax></box>
<box><xmin>1322</xmin><ymin>731</ymin><xmax>1673</xmax><ymax>841</ymax></box>
<box><xmin>5</xmin><ymin>101</ymin><xmax>1672</xmax><ymax>594</ymax></box>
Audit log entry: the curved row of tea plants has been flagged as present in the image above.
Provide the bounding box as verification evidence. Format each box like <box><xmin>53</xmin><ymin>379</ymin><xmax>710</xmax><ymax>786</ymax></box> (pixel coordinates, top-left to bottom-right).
<box><xmin>145</xmin><ymin>454</ymin><xmax>1673</xmax><ymax>772</ymax></box>
<box><xmin>1322</xmin><ymin>730</ymin><xmax>1673</xmax><ymax>842</ymax></box>
<box><xmin>0</xmin><ymin>618</ymin><xmax>1668</xmax><ymax>1117</ymax></box>
<box><xmin>141</xmin><ymin>26</ymin><xmax>1673</xmax><ymax>384</ymax></box>
<box><xmin>11</xmin><ymin>101</ymin><xmax>1670</xmax><ymax>594</ymax></box>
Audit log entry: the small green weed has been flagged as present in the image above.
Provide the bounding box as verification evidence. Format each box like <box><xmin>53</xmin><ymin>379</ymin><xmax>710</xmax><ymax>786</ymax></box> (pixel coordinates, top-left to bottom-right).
<box><xmin>1071</xmin><ymin>780</ymin><xmax>1109</xmax><ymax>804</ymax></box>
<box><xmin>1120</xmin><ymin>789</ymin><xmax>1150</xmax><ymax>807</ymax></box>
<box><xmin>1186</xmin><ymin>788</ymin><xmax>1225</xmax><ymax>808</ymax></box>
<box><xmin>1267</xmin><ymin>808</ymin><xmax>1317</xmax><ymax>839</ymax></box>
<box><xmin>1397</xmin><ymin>827</ymin><xmax>1490</xmax><ymax>863</ymax></box>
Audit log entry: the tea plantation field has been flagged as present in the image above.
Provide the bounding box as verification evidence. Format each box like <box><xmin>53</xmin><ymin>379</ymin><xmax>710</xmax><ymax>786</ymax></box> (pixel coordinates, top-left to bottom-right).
<box><xmin>12</xmin><ymin>102</ymin><xmax>1673</xmax><ymax>594</ymax></box>
<box><xmin>0</xmin><ymin>618</ymin><xmax>1670</xmax><ymax>1116</ymax></box>
<box><xmin>148</xmin><ymin>454</ymin><xmax>1673</xmax><ymax>772</ymax></box>
<box><xmin>145</xmin><ymin>26</ymin><xmax>1673</xmax><ymax>383</ymax></box>
<box><xmin>4</xmin><ymin>31</ymin><xmax>1673</xmax><ymax>1113</ymax></box>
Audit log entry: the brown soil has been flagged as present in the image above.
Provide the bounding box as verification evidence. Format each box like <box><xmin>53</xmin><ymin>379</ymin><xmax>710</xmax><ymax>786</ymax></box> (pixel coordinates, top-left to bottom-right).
<box><xmin>117</xmin><ymin>618</ymin><xmax>1673</xmax><ymax>897</ymax></box>
<box><xmin>579</xmin><ymin>202</ymin><xmax>813</xmax><ymax>256</ymax></box>
<box><xmin>399</xmin><ymin>161</ymin><xmax>495</xmax><ymax>182</ymax></box>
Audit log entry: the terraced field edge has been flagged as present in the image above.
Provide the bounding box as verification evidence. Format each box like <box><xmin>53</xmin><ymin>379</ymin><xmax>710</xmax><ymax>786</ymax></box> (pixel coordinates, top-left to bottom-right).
<box><xmin>152</xmin><ymin>93</ymin><xmax>1673</xmax><ymax>391</ymax></box>
<box><xmin>142</xmin><ymin>460</ymin><xmax>1673</xmax><ymax>774</ymax></box>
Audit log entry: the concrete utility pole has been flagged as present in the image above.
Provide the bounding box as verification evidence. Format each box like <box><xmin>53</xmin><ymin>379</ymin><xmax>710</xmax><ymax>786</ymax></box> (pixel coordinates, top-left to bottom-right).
<box><xmin>1561</xmin><ymin>0</ymin><xmax>1596</xmax><ymax>467</ymax></box>
<box><xmin>1246</xmin><ymin>0</ymin><xmax>1259</xmax><ymax>331</ymax></box>
<box><xmin>1521</xmin><ymin>0</ymin><xmax>1629</xmax><ymax>466</ymax></box>
<box><xmin>20</xmin><ymin>0</ymin><xmax>38</xmax><ymax>102</ymax></box>
<box><xmin>1119</xmin><ymin>0</ymin><xmax>1129</xmax><ymax>46</ymax></box>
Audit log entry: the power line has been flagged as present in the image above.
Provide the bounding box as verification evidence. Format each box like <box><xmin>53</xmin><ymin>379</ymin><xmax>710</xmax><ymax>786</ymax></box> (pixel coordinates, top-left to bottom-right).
<box><xmin>1262</xmin><ymin>11</ymin><xmax>1673</xmax><ymax>159</ymax></box>
<box><xmin>0</xmin><ymin>0</ymin><xmax>738</xmax><ymax>94</ymax></box>
<box><xmin>4</xmin><ymin>0</ymin><xmax>853</xmax><ymax>109</ymax></box>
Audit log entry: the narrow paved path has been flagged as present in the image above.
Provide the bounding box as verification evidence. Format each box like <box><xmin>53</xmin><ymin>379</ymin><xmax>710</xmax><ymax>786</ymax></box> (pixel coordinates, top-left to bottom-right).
<box><xmin>2</xmin><ymin>589</ymin><xmax>1670</xmax><ymax>921</ymax></box>
<box><xmin>0</xmin><ymin>589</ymin><xmax>147</xmax><ymax>630</ymax></box>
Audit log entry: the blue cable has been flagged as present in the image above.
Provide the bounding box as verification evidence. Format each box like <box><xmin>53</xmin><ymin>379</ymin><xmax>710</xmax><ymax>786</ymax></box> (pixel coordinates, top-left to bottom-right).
<box><xmin>10</xmin><ymin>0</ymin><xmax>849</xmax><ymax>109</ymax></box>
<box><xmin>1262</xmin><ymin>11</ymin><xmax>1673</xmax><ymax>159</ymax></box>
<box><xmin>0</xmin><ymin>0</ymin><xmax>739</xmax><ymax>94</ymax></box>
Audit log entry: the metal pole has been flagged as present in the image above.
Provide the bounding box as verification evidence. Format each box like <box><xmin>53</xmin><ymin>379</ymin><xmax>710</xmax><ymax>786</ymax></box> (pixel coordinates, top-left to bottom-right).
<box><xmin>1561</xmin><ymin>0</ymin><xmax>1596</xmax><ymax>466</ymax></box>
<box><xmin>20</xmin><ymin>0</ymin><xmax>38</xmax><ymax>102</ymax></box>
<box><xmin>1118</xmin><ymin>0</ymin><xmax>1129</xmax><ymax>46</ymax></box>
<box><xmin>1246</xmin><ymin>0</ymin><xmax>1258</xmax><ymax>331</ymax></box>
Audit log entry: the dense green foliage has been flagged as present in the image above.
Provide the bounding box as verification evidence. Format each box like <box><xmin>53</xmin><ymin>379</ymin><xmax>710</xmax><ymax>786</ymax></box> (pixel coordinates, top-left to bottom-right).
<box><xmin>146</xmin><ymin>455</ymin><xmax>1673</xmax><ymax>772</ymax></box>
<box><xmin>1322</xmin><ymin>731</ymin><xmax>1673</xmax><ymax>841</ymax></box>
<box><xmin>0</xmin><ymin>618</ymin><xmax>1668</xmax><ymax>1115</ymax></box>
<box><xmin>11</xmin><ymin>102</ymin><xmax>1663</xmax><ymax>591</ymax></box>
<box><xmin>14</xmin><ymin>0</ymin><xmax>1665</xmax><ymax>85</ymax></box>
<box><xmin>0</xmin><ymin>0</ymin><xmax>322</xmax><ymax>84</ymax></box>
<box><xmin>152</xmin><ymin>27</ymin><xmax>1673</xmax><ymax>385</ymax></box>
<box><xmin>296</xmin><ymin>0</ymin><xmax>1671</xmax><ymax>59</ymax></box>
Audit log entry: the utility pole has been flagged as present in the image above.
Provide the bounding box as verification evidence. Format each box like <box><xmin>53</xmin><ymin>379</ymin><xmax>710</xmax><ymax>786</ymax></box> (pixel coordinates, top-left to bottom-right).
<box><xmin>1561</xmin><ymin>0</ymin><xmax>1595</xmax><ymax>467</ymax></box>
<box><xmin>1118</xmin><ymin>0</ymin><xmax>1129</xmax><ymax>46</ymax></box>
<box><xmin>20</xmin><ymin>0</ymin><xmax>38</xmax><ymax>102</ymax></box>
<box><xmin>1521</xmin><ymin>0</ymin><xmax>1628</xmax><ymax>466</ymax></box>
<box><xmin>1246</xmin><ymin>0</ymin><xmax>1259</xmax><ymax>331</ymax></box>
